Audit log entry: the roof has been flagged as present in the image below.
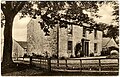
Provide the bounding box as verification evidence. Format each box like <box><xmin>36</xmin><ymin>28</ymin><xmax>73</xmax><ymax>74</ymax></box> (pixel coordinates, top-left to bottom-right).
<box><xmin>102</xmin><ymin>38</ymin><xmax>118</xmax><ymax>48</ymax></box>
<box><xmin>16</xmin><ymin>41</ymin><xmax>27</xmax><ymax>49</ymax></box>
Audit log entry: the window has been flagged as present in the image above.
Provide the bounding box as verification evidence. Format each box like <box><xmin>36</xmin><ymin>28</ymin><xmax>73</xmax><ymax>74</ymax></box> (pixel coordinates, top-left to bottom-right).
<box><xmin>83</xmin><ymin>27</ymin><xmax>86</xmax><ymax>37</ymax></box>
<box><xmin>94</xmin><ymin>29</ymin><xmax>97</xmax><ymax>39</ymax></box>
<box><xmin>68</xmin><ymin>41</ymin><xmax>72</xmax><ymax>50</ymax></box>
<box><xmin>94</xmin><ymin>43</ymin><xmax>97</xmax><ymax>53</ymax></box>
<box><xmin>68</xmin><ymin>25</ymin><xmax>72</xmax><ymax>35</ymax></box>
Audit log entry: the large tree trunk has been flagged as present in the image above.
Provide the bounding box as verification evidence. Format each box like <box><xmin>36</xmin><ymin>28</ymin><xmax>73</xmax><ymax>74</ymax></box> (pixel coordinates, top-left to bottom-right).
<box><xmin>2</xmin><ymin>15</ymin><xmax>15</xmax><ymax>67</ymax></box>
<box><xmin>1</xmin><ymin>2</ymin><xmax>26</xmax><ymax>68</ymax></box>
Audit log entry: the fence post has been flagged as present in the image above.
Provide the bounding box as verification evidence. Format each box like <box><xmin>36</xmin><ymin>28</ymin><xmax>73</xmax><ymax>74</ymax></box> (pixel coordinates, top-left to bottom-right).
<box><xmin>99</xmin><ymin>59</ymin><xmax>101</xmax><ymax>71</ymax></box>
<box><xmin>40</xmin><ymin>58</ymin><xmax>41</xmax><ymax>67</ymax></box>
<box><xmin>30</xmin><ymin>56</ymin><xmax>32</xmax><ymax>66</ymax></box>
<box><xmin>57</xmin><ymin>59</ymin><xmax>59</xmax><ymax>66</ymax></box>
<box><xmin>117</xmin><ymin>58</ymin><xmax>119</xmax><ymax>67</ymax></box>
<box><xmin>80</xmin><ymin>59</ymin><xmax>82</xmax><ymax>72</ymax></box>
<box><xmin>65</xmin><ymin>59</ymin><xmax>68</xmax><ymax>68</ymax></box>
<box><xmin>48</xmin><ymin>58</ymin><xmax>51</xmax><ymax>72</ymax></box>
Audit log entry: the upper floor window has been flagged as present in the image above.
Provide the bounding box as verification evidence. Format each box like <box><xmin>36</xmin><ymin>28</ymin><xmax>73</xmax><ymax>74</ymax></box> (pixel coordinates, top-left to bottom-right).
<box><xmin>68</xmin><ymin>25</ymin><xmax>72</xmax><ymax>35</ymax></box>
<box><xmin>68</xmin><ymin>41</ymin><xmax>72</xmax><ymax>50</ymax></box>
<box><xmin>83</xmin><ymin>27</ymin><xmax>86</xmax><ymax>37</ymax></box>
<box><xmin>94</xmin><ymin>43</ymin><xmax>97</xmax><ymax>53</ymax></box>
<box><xmin>94</xmin><ymin>29</ymin><xmax>97</xmax><ymax>39</ymax></box>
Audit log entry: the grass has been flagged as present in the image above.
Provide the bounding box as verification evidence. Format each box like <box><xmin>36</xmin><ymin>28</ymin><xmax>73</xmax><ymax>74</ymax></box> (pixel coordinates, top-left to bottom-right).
<box><xmin>2</xmin><ymin>57</ymin><xmax>118</xmax><ymax>76</ymax></box>
<box><xmin>1</xmin><ymin>63</ymin><xmax>119</xmax><ymax>76</ymax></box>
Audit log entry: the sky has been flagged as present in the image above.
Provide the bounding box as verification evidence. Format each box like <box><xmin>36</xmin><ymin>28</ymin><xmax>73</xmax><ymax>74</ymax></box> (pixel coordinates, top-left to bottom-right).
<box><xmin>1</xmin><ymin>3</ymin><xmax>117</xmax><ymax>42</ymax></box>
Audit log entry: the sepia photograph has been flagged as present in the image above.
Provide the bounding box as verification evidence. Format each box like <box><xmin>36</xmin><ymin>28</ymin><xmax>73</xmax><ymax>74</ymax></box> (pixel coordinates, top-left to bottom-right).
<box><xmin>1</xmin><ymin>0</ymin><xmax>119</xmax><ymax>76</ymax></box>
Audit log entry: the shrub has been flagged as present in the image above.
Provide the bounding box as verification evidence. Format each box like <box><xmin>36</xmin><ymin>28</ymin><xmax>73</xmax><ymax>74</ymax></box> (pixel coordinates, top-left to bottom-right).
<box><xmin>60</xmin><ymin>56</ymin><xmax>67</xmax><ymax>60</ymax></box>
<box><xmin>101</xmin><ymin>50</ymin><xmax>110</xmax><ymax>56</ymax></box>
<box><xmin>51</xmin><ymin>54</ymin><xmax>58</xmax><ymax>59</ymax></box>
<box><xmin>111</xmin><ymin>52</ymin><xmax>118</xmax><ymax>55</ymax></box>
<box><xmin>90</xmin><ymin>53</ymin><xmax>94</xmax><ymax>57</ymax></box>
<box><xmin>70</xmin><ymin>55</ymin><xmax>74</xmax><ymax>58</ymax></box>
<box><xmin>23</xmin><ymin>53</ymin><xmax>30</xmax><ymax>58</ymax></box>
<box><xmin>80</xmin><ymin>51</ymin><xmax>84</xmax><ymax>57</ymax></box>
<box><xmin>106</xmin><ymin>55</ymin><xmax>119</xmax><ymax>58</ymax></box>
<box><xmin>36</xmin><ymin>55</ymin><xmax>44</xmax><ymax>58</ymax></box>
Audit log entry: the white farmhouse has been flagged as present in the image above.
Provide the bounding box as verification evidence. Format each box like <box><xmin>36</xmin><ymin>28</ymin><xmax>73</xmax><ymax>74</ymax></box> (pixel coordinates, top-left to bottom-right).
<box><xmin>27</xmin><ymin>17</ymin><xmax>103</xmax><ymax>57</ymax></box>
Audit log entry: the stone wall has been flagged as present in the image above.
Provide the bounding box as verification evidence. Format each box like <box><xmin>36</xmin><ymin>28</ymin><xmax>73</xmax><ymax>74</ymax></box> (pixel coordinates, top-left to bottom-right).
<box><xmin>96</xmin><ymin>30</ymin><xmax>102</xmax><ymax>56</ymax></box>
<box><xmin>27</xmin><ymin>18</ymin><xmax>44</xmax><ymax>54</ymax></box>
<box><xmin>59</xmin><ymin>27</ymin><xmax>68</xmax><ymax>57</ymax></box>
<box><xmin>72</xmin><ymin>25</ymin><xmax>83</xmax><ymax>56</ymax></box>
<box><xmin>27</xmin><ymin>18</ymin><xmax>57</xmax><ymax>56</ymax></box>
<box><xmin>87</xmin><ymin>30</ymin><xmax>103</xmax><ymax>56</ymax></box>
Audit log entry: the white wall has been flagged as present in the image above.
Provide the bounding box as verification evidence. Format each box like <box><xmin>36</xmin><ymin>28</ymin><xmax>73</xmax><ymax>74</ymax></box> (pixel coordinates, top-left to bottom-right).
<box><xmin>73</xmin><ymin>25</ymin><xmax>83</xmax><ymax>56</ymax></box>
<box><xmin>59</xmin><ymin>27</ymin><xmax>68</xmax><ymax>57</ymax></box>
<box><xmin>96</xmin><ymin>31</ymin><xmax>103</xmax><ymax>55</ymax></box>
<box><xmin>87</xmin><ymin>30</ymin><xmax>103</xmax><ymax>56</ymax></box>
<box><xmin>27</xmin><ymin>18</ymin><xmax>44</xmax><ymax>55</ymax></box>
<box><xmin>27</xmin><ymin>18</ymin><xmax>58</xmax><ymax>56</ymax></box>
<box><xmin>87</xmin><ymin>30</ymin><xmax>94</xmax><ymax>54</ymax></box>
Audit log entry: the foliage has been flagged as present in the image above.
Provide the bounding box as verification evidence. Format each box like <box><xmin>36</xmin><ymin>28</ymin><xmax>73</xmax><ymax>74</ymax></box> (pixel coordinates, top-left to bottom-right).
<box><xmin>101</xmin><ymin>50</ymin><xmax>110</xmax><ymax>56</ymax></box>
<box><xmin>90</xmin><ymin>53</ymin><xmax>94</xmax><ymax>57</ymax></box>
<box><xmin>111</xmin><ymin>51</ymin><xmax>118</xmax><ymax>55</ymax></box>
<box><xmin>106</xmin><ymin>54</ymin><xmax>119</xmax><ymax>58</ymax></box>
<box><xmin>70</xmin><ymin>54</ymin><xmax>74</xmax><ymax>58</ymax></box>
<box><xmin>80</xmin><ymin>51</ymin><xmax>84</xmax><ymax>57</ymax></box>
<box><xmin>75</xmin><ymin>43</ymin><xmax>81</xmax><ymax>57</ymax></box>
<box><xmin>60</xmin><ymin>56</ymin><xmax>67</xmax><ymax>60</ymax></box>
<box><xmin>19</xmin><ymin>1</ymin><xmax>102</xmax><ymax>35</ymax></box>
<box><xmin>106</xmin><ymin>25</ymin><xmax>119</xmax><ymax>40</ymax></box>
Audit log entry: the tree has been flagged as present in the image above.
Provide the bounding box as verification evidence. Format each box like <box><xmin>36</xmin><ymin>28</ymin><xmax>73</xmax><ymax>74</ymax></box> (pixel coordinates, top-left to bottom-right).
<box><xmin>106</xmin><ymin>25</ymin><xmax>119</xmax><ymax>41</ymax></box>
<box><xmin>1</xmin><ymin>1</ymin><xmax>26</xmax><ymax>66</ymax></box>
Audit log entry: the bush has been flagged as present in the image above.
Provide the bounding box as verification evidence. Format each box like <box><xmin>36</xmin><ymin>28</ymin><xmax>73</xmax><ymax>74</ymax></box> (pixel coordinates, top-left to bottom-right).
<box><xmin>23</xmin><ymin>53</ymin><xmax>30</xmax><ymax>58</ymax></box>
<box><xmin>80</xmin><ymin>51</ymin><xmax>84</xmax><ymax>57</ymax></box>
<box><xmin>70</xmin><ymin>55</ymin><xmax>74</xmax><ymax>58</ymax></box>
<box><xmin>106</xmin><ymin>55</ymin><xmax>119</xmax><ymax>58</ymax></box>
<box><xmin>111</xmin><ymin>52</ymin><xmax>118</xmax><ymax>55</ymax></box>
<box><xmin>101</xmin><ymin>50</ymin><xmax>110</xmax><ymax>56</ymax></box>
<box><xmin>90</xmin><ymin>53</ymin><xmax>94</xmax><ymax>57</ymax></box>
<box><xmin>51</xmin><ymin>54</ymin><xmax>58</xmax><ymax>59</ymax></box>
<box><xmin>36</xmin><ymin>55</ymin><xmax>44</xmax><ymax>58</ymax></box>
<box><xmin>60</xmin><ymin>56</ymin><xmax>67</xmax><ymax>60</ymax></box>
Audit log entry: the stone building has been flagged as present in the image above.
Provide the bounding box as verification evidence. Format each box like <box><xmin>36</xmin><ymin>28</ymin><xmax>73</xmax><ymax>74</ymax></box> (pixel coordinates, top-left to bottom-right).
<box><xmin>27</xmin><ymin>18</ymin><xmax>103</xmax><ymax>57</ymax></box>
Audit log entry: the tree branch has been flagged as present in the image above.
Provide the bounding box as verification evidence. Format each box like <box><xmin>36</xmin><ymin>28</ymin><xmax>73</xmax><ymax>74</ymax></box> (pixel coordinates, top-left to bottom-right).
<box><xmin>13</xmin><ymin>1</ymin><xmax>26</xmax><ymax>15</ymax></box>
<box><xmin>1</xmin><ymin>4</ymin><xmax>7</xmax><ymax>16</ymax></box>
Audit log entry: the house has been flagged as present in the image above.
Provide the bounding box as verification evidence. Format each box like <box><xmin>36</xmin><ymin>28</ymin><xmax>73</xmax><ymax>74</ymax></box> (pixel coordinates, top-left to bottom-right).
<box><xmin>27</xmin><ymin>17</ymin><xmax>103</xmax><ymax>57</ymax></box>
<box><xmin>102</xmin><ymin>37</ymin><xmax>119</xmax><ymax>51</ymax></box>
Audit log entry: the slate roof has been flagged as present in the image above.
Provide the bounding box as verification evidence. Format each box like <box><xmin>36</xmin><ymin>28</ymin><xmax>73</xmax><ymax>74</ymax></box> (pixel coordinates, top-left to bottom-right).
<box><xmin>16</xmin><ymin>41</ymin><xmax>27</xmax><ymax>49</ymax></box>
<box><xmin>102</xmin><ymin>38</ymin><xmax>118</xmax><ymax>48</ymax></box>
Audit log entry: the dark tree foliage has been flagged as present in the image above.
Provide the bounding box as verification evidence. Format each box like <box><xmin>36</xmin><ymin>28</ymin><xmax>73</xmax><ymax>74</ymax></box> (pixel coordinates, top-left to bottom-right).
<box><xmin>106</xmin><ymin>25</ymin><xmax>119</xmax><ymax>40</ymax></box>
<box><xmin>20</xmin><ymin>1</ymin><xmax>101</xmax><ymax>34</ymax></box>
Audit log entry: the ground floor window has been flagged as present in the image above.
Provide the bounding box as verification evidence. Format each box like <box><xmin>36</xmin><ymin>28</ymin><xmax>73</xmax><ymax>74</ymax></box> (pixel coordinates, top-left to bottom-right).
<box><xmin>68</xmin><ymin>41</ymin><xmax>72</xmax><ymax>50</ymax></box>
<box><xmin>94</xmin><ymin>43</ymin><xmax>97</xmax><ymax>53</ymax></box>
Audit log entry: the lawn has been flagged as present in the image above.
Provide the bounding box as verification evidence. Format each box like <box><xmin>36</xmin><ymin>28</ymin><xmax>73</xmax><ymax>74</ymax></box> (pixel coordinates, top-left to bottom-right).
<box><xmin>2</xmin><ymin>63</ymin><xmax>118</xmax><ymax>76</ymax></box>
<box><xmin>3</xmin><ymin>57</ymin><xmax>118</xmax><ymax>76</ymax></box>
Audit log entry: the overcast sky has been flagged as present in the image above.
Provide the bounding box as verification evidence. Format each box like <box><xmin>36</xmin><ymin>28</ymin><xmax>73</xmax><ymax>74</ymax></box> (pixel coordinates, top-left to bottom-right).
<box><xmin>1</xmin><ymin>3</ymin><xmax>117</xmax><ymax>42</ymax></box>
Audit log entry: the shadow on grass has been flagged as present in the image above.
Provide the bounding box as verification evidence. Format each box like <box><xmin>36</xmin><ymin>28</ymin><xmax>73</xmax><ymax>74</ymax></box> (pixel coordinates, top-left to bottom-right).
<box><xmin>1</xmin><ymin>63</ymin><xmax>119</xmax><ymax>76</ymax></box>
<box><xmin>1</xmin><ymin>63</ymin><xmax>31</xmax><ymax>74</ymax></box>
<box><xmin>33</xmin><ymin>71</ymin><xmax>119</xmax><ymax>76</ymax></box>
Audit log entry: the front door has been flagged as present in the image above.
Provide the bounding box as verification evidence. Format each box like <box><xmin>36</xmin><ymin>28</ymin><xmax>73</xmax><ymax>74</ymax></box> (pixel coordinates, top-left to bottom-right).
<box><xmin>85</xmin><ymin>42</ymin><xmax>89</xmax><ymax>56</ymax></box>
